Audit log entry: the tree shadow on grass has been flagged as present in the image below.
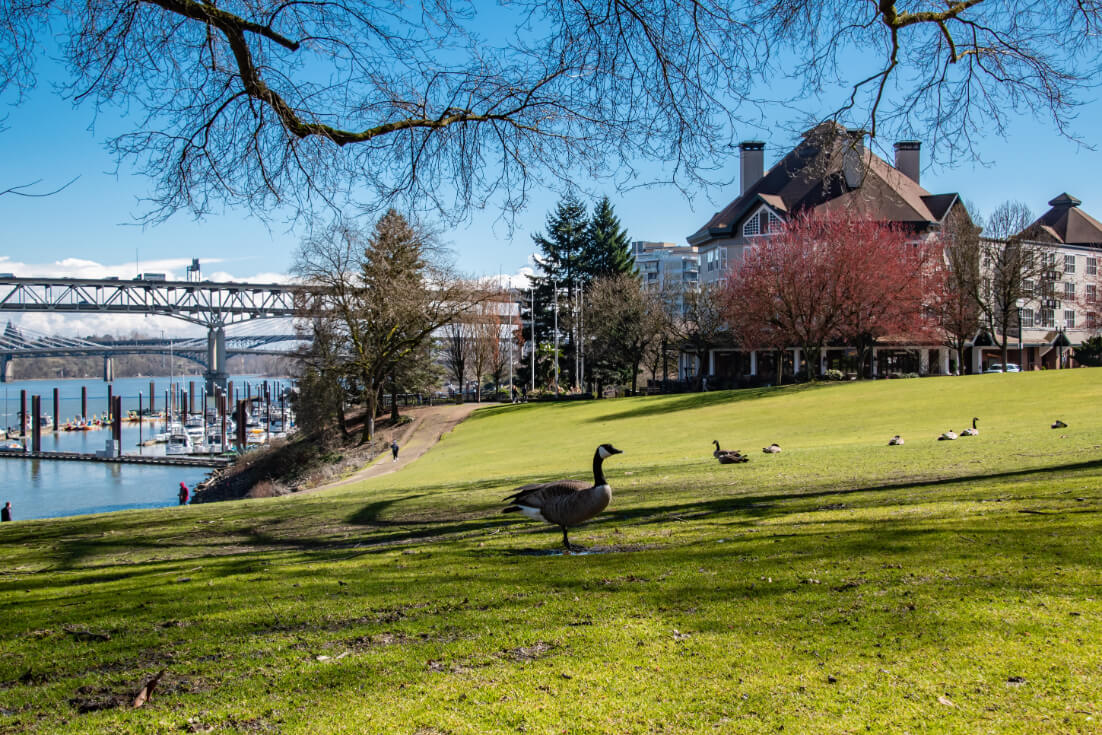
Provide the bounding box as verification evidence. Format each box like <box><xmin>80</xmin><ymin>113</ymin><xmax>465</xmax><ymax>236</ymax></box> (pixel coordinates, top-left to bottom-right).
<box><xmin>584</xmin><ymin>383</ymin><xmax>836</xmax><ymax>423</ymax></box>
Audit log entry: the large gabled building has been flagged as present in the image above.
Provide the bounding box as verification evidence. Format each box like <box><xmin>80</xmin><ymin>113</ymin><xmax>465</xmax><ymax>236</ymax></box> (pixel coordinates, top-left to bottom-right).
<box><xmin>681</xmin><ymin>123</ymin><xmax>971</xmax><ymax>382</ymax></box>
<box><xmin>688</xmin><ymin>123</ymin><xmax>970</xmax><ymax>287</ymax></box>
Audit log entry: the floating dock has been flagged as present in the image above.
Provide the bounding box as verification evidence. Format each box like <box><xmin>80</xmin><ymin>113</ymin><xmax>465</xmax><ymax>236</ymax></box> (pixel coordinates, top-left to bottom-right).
<box><xmin>0</xmin><ymin>450</ymin><xmax>231</xmax><ymax>468</ymax></box>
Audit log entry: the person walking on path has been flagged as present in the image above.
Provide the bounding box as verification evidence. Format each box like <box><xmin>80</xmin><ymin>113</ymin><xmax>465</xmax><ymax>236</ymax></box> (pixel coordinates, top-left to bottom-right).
<box><xmin>1</xmin><ymin>502</ymin><xmax>11</xmax><ymax>522</ymax></box>
<box><xmin>391</xmin><ymin>439</ymin><xmax>400</xmax><ymax>462</ymax></box>
<box><xmin>178</xmin><ymin>482</ymin><xmax>189</xmax><ymax>505</ymax></box>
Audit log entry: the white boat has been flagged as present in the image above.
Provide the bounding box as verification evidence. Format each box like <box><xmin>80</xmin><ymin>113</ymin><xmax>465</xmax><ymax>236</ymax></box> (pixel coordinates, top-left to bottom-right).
<box><xmin>165</xmin><ymin>430</ymin><xmax>194</xmax><ymax>455</ymax></box>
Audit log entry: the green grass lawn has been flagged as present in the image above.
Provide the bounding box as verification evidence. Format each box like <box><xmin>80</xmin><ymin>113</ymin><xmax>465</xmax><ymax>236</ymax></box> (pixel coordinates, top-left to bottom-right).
<box><xmin>1</xmin><ymin>370</ymin><xmax>1099</xmax><ymax>733</ymax></box>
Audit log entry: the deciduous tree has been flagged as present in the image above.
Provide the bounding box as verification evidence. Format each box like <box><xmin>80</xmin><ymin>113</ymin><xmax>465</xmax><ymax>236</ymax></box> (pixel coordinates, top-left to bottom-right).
<box><xmin>585</xmin><ymin>273</ymin><xmax>667</xmax><ymax>394</ymax></box>
<box><xmin>293</xmin><ymin>211</ymin><xmax>477</xmax><ymax>441</ymax></box>
<box><xmin>724</xmin><ymin>212</ymin><xmax>939</xmax><ymax>380</ymax></box>
<box><xmin>4</xmin><ymin>2</ymin><xmax>1096</xmax><ymax>221</ymax></box>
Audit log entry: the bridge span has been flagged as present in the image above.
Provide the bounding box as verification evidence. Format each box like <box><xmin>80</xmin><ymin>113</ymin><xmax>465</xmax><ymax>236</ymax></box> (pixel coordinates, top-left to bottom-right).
<box><xmin>0</xmin><ymin>276</ymin><xmax>307</xmax><ymax>390</ymax></box>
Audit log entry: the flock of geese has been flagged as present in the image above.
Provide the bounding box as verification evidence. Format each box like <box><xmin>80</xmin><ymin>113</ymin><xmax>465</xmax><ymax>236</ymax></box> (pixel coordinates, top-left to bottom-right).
<box><xmin>501</xmin><ymin>418</ymin><xmax>1071</xmax><ymax>551</ymax></box>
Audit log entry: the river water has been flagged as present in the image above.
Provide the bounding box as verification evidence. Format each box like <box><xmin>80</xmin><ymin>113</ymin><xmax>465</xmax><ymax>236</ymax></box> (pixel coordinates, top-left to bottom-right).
<box><xmin>0</xmin><ymin>375</ymin><xmax>292</xmax><ymax>521</ymax></box>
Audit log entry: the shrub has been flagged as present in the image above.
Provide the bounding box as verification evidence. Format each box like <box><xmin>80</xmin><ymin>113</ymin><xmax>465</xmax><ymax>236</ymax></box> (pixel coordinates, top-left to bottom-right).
<box><xmin>824</xmin><ymin>369</ymin><xmax>845</xmax><ymax>381</ymax></box>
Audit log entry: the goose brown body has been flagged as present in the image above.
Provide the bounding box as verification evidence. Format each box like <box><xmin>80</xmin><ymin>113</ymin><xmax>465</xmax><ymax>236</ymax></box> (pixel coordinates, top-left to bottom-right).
<box><xmin>713</xmin><ymin>440</ymin><xmax>749</xmax><ymax>464</ymax></box>
<box><xmin>502</xmin><ymin>444</ymin><xmax>622</xmax><ymax>549</ymax></box>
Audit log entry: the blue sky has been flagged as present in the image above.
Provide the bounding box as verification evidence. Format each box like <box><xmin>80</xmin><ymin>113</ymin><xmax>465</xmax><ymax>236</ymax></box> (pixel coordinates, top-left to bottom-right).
<box><xmin>2</xmin><ymin>33</ymin><xmax>1101</xmax><ymax>292</ymax></box>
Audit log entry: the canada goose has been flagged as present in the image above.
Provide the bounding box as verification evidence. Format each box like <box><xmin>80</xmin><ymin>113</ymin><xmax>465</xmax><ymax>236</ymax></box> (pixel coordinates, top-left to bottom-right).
<box><xmin>762</xmin><ymin>443</ymin><xmax>782</xmax><ymax>454</ymax></box>
<box><xmin>961</xmin><ymin>417</ymin><xmax>979</xmax><ymax>436</ymax></box>
<box><xmin>502</xmin><ymin>443</ymin><xmax>623</xmax><ymax>550</ymax></box>
<box><xmin>1052</xmin><ymin>420</ymin><xmax>1068</xmax><ymax>429</ymax></box>
<box><xmin>938</xmin><ymin>431</ymin><xmax>958</xmax><ymax>441</ymax></box>
<box><xmin>713</xmin><ymin>440</ymin><xmax>749</xmax><ymax>464</ymax></box>
<box><xmin>888</xmin><ymin>435</ymin><xmax>904</xmax><ymax>446</ymax></box>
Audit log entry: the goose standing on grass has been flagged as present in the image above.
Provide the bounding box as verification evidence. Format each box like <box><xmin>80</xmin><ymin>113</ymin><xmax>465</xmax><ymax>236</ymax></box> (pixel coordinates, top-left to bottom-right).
<box><xmin>938</xmin><ymin>430</ymin><xmax>958</xmax><ymax>441</ymax></box>
<box><xmin>763</xmin><ymin>443</ymin><xmax>782</xmax><ymax>454</ymax></box>
<box><xmin>961</xmin><ymin>417</ymin><xmax>979</xmax><ymax>436</ymax></box>
<box><xmin>1052</xmin><ymin>420</ymin><xmax>1068</xmax><ymax>429</ymax></box>
<box><xmin>502</xmin><ymin>444</ymin><xmax>623</xmax><ymax>551</ymax></box>
<box><xmin>713</xmin><ymin>440</ymin><xmax>749</xmax><ymax>464</ymax></box>
<box><xmin>889</xmin><ymin>435</ymin><xmax>904</xmax><ymax>446</ymax></box>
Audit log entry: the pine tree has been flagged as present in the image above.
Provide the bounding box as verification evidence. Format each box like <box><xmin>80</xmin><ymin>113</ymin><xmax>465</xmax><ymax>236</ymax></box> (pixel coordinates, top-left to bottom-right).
<box><xmin>586</xmin><ymin>196</ymin><xmax>635</xmax><ymax>278</ymax></box>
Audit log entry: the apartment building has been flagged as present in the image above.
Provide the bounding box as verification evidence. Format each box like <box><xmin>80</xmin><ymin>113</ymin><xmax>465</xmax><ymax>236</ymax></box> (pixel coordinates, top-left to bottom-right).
<box><xmin>975</xmin><ymin>193</ymin><xmax>1102</xmax><ymax>371</ymax></box>
<box><xmin>632</xmin><ymin>240</ymin><xmax>701</xmax><ymax>293</ymax></box>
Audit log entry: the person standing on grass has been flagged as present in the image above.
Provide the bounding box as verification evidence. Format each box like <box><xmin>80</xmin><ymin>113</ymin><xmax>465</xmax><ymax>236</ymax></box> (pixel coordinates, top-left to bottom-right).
<box><xmin>178</xmin><ymin>482</ymin><xmax>189</xmax><ymax>505</ymax></box>
<box><xmin>1</xmin><ymin>502</ymin><xmax>10</xmax><ymax>522</ymax></box>
<box><xmin>391</xmin><ymin>439</ymin><xmax>400</xmax><ymax>462</ymax></box>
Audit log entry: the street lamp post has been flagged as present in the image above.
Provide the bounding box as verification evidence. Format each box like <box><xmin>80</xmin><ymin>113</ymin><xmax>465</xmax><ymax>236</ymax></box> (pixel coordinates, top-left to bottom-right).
<box><xmin>1016</xmin><ymin>297</ymin><xmax>1025</xmax><ymax>370</ymax></box>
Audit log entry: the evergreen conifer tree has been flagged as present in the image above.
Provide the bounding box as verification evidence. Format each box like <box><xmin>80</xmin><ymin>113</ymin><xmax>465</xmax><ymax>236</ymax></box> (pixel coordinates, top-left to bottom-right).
<box><xmin>586</xmin><ymin>196</ymin><xmax>635</xmax><ymax>278</ymax></box>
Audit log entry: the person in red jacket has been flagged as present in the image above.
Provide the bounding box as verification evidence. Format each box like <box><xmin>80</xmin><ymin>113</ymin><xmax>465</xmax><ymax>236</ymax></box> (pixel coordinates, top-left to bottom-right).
<box><xmin>178</xmin><ymin>482</ymin><xmax>189</xmax><ymax>505</ymax></box>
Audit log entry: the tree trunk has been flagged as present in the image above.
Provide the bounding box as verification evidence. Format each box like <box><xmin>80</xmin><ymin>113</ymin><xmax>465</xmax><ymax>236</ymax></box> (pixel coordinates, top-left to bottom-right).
<box><xmin>389</xmin><ymin>370</ymin><xmax>400</xmax><ymax>422</ymax></box>
<box><xmin>336</xmin><ymin>397</ymin><xmax>350</xmax><ymax>439</ymax></box>
<box><xmin>805</xmin><ymin>346</ymin><xmax>816</xmax><ymax>382</ymax></box>
<box><xmin>1001</xmin><ymin>341</ymin><xmax>1010</xmax><ymax>372</ymax></box>
<box><xmin>361</xmin><ymin>385</ymin><xmax>376</xmax><ymax>443</ymax></box>
<box><xmin>775</xmin><ymin>350</ymin><xmax>783</xmax><ymax>386</ymax></box>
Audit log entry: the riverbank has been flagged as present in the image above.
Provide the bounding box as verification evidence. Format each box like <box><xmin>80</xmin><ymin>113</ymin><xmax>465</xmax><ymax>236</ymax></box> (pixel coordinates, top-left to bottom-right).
<box><xmin>193</xmin><ymin>402</ymin><xmax>490</xmax><ymax>502</ymax></box>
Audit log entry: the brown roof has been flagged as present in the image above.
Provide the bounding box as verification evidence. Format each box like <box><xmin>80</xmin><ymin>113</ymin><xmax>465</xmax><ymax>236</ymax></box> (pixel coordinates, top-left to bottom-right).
<box><xmin>688</xmin><ymin>122</ymin><xmax>960</xmax><ymax>245</ymax></box>
<box><xmin>1018</xmin><ymin>194</ymin><xmax>1102</xmax><ymax>245</ymax></box>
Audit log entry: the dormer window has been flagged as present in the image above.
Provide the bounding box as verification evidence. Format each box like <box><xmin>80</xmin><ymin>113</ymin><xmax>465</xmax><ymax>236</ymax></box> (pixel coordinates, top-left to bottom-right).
<box><xmin>741</xmin><ymin>206</ymin><xmax>784</xmax><ymax>237</ymax></box>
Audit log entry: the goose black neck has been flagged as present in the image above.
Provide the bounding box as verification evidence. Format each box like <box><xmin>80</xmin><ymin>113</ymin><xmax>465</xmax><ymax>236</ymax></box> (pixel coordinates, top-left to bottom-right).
<box><xmin>973</xmin><ymin>418</ymin><xmax>978</xmax><ymax>428</ymax></box>
<box><xmin>592</xmin><ymin>449</ymin><xmax>609</xmax><ymax>486</ymax></box>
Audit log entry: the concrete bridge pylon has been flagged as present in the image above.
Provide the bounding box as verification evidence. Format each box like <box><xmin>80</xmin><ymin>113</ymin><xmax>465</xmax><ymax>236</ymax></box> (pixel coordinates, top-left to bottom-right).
<box><xmin>204</xmin><ymin>324</ymin><xmax>228</xmax><ymax>394</ymax></box>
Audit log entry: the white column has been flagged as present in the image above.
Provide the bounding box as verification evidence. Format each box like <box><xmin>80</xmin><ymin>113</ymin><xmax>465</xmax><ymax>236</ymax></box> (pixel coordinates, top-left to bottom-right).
<box><xmin>749</xmin><ymin>350</ymin><xmax>758</xmax><ymax>376</ymax></box>
<box><xmin>792</xmin><ymin>348</ymin><xmax>801</xmax><ymax>377</ymax></box>
<box><xmin>919</xmin><ymin>349</ymin><xmax>930</xmax><ymax>375</ymax></box>
<box><xmin>708</xmin><ymin>349</ymin><xmax>716</xmax><ymax>376</ymax></box>
<box><xmin>820</xmin><ymin>349</ymin><xmax>827</xmax><ymax>375</ymax></box>
<box><xmin>871</xmin><ymin>347</ymin><xmax>878</xmax><ymax>377</ymax></box>
<box><xmin>939</xmin><ymin>348</ymin><xmax>950</xmax><ymax>375</ymax></box>
<box><xmin>972</xmin><ymin>347</ymin><xmax>983</xmax><ymax>374</ymax></box>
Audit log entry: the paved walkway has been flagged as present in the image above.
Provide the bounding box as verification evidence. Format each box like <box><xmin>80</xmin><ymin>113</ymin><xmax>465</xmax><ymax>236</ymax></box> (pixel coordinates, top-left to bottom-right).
<box><xmin>304</xmin><ymin>402</ymin><xmax>495</xmax><ymax>493</ymax></box>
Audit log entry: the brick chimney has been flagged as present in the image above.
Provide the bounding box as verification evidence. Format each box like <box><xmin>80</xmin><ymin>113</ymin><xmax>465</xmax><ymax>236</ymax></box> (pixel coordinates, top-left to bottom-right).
<box><xmin>739</xmin><ymin>141</ymin><xmax>765</xmax><ymax>194</ymax></box>
<box><xmin>894</xmin><ymin>141</ymin><xmax>921</xmax><ymax>184</ymax></box>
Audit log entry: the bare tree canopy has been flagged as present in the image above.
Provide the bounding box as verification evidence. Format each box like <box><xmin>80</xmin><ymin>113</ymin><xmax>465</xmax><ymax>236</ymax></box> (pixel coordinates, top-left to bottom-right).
<box><xmin>2</xmin><ymin>2</ymin><xmax>1098</xmax><ymax>221</ymax></box>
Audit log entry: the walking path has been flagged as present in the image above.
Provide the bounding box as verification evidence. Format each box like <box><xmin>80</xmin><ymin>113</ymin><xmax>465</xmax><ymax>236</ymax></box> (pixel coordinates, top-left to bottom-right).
<box><xmin>303</xmin><ymin>402</ymin><xmax>495</xmax><ymax>493</ymax></box>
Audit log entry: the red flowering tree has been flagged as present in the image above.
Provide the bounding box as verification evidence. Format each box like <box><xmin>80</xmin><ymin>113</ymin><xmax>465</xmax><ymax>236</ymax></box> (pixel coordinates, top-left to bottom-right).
<box><xmin>724</xmin><ymin>212</ymin><xmax>941</xmax><ymax>380</ymax></box>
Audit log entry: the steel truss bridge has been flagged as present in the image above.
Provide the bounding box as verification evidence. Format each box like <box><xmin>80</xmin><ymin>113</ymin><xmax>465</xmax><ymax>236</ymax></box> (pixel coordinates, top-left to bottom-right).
<box><xmin>0</xmin><ymin>276</ymin><xmax>308</xmax><ymax>390</ymax></box>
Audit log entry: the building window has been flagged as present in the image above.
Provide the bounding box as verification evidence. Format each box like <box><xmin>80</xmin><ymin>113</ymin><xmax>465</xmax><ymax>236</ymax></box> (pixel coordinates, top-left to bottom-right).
<box><xmin>767</xmin><ymin>210</ymin><xmax>783</xmax><ymax>232</ymax></box>
<box><xmin>1043</xmin><ymin>252</ymin><xmax>1057</xmax><ymax>268</ymax></box>
<box><xmin>742</xmin><ymin>216</ymin><xmax>760</xmax><ymax>237</ymax></box>
<box><xmin>1088</xmin><ymin>312</ymin><xmax>1098</xmax><ymax>329</ymax></box>
<box><xmin>1088</xmin><ymin>257</ymin><xmax>1098</xmax><ymax>276</ymax></box>
<box><xmin>1065</xmin><ymin>281</ymin><xmax>1076</xmax><ymax>299</ymax></box>
<box><xmin>1087</xmin><ymin>284</ymin><xmax>1098</xmax><ymax>303</ymax></box>
<box><xmin>1041</xmin><ymin>308</ymin><xmax>1055</xmax><ymax>328</ymax></box>
<box><xmin>1064</xmin><ymin>310</ymin><xmax>1076</xmax><ymax>329</ymax></box>
<box><xmin>1021</xmin><ymin>308</ymin><xmax>1034</xmax><ymax>328</ymax></box>
<box><xmin>1065</xmin><ymin>254</ymin><xmax>1077</xmax><ymax>274</ymax></box>
<box><xmin>1022</xmin><ymin>280</ymin><xmax>1034</xmax><ymax>296</ymax></box>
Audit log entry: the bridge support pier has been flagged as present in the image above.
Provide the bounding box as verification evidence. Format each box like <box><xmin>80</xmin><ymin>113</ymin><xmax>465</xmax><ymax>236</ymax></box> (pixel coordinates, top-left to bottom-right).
<box><xmin>103</xmin><ymin>355</ymin><xmax>114</xmax><ymax>382</ymax></box>
<box><xmin>204</xmin><ymin>325</ymin><xmax>228</xmax><ymax>394</ymax></box>
<box><xmin>0</xmin><ymin>355</ymin><xmax>11</xmax><ymax>383</ymax></box>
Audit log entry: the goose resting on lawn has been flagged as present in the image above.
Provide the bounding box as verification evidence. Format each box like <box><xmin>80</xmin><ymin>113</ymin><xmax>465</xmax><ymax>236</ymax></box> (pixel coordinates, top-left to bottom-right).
<box><xmin>961</xmin><ymin>417</ymin><xmax>979</xmax><ymax>436</ymax></box>
<box><xmin>713</xmin><ymin>440</ymin><xmax>749</xmax><ymax>464</ymax></box>
<box><xmin>502</xmin><ymin>444</ymin><xmax>623</xmax><ymax>551</ymax></box>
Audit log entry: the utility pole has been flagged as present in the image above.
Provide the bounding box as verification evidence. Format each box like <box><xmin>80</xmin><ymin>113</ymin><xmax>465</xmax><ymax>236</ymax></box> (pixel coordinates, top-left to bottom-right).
<box><xmin>530</xmin><ymin>287</ymin><xmax>535</xmax><ymax>393</ymax></box>
<box><xmin>579</xmin><ymin>289</ymin><xmax>585</xmax><ymax>392</ymax></box>
<box><xmin>553</xmin><ymin>280</ymin><xmax>559</xmax><ymax>393</ymax></box>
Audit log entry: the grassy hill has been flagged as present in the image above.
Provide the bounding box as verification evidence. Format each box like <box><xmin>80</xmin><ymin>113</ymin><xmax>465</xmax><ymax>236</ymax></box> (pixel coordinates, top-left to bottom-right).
<box><xmin>1</xmin><ymin>370</ymin><xmax>1099</xmax><ymax>733</ymax></box>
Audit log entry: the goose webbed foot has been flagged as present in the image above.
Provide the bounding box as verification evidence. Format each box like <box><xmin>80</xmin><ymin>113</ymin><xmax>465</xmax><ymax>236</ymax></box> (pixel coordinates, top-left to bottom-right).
<box><xmin>560</xmin><ymin>527</ymin><xmax>585</xmax><ymax>553</ymax></box>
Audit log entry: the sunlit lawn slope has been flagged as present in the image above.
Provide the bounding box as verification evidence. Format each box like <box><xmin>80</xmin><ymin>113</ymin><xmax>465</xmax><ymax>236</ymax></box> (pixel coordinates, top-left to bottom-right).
<box><xmin>0</xmin><ymin>370</ymin><xmax>1099</xmax><ymax>733</ymax></box>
